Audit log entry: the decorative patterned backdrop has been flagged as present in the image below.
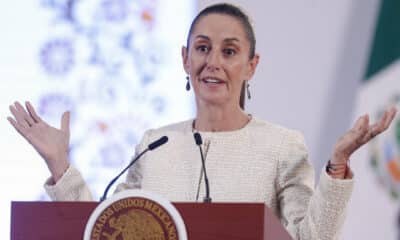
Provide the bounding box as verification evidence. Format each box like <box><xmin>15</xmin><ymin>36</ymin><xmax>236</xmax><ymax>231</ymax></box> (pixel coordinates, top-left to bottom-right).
<box><xmin>0</xmin><ymin>0</ymin><xmax>195</xmax><ymax>238</ymax></box>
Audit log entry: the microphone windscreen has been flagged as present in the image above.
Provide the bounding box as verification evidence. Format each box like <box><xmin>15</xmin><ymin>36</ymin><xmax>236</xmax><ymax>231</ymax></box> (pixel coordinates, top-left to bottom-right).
<box><xmin>148</xmin><ymin>136</ymin><xmax>168</xmax><ymax>150</ymax></box>
<box><xmin>193</xmin><ymin>132</ymin><xmax>203</xmax><ymax>145</ymax></box>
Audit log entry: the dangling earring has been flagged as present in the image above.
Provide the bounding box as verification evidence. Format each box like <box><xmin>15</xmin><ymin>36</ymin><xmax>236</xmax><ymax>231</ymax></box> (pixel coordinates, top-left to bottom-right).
<box><xmin>186</xmin><ymin>76</ymin><xmax>191</xmax><ymax>91</ymax></box>
<box><xmin>246</xmin><ymin>81</ymin><xmax>251</xmax><ymax>99</ymax></box>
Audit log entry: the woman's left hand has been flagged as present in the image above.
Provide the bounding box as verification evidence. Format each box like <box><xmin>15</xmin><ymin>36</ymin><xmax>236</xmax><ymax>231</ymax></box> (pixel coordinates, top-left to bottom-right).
<box><xmin>331</xmin><ymin>106</ymin><xmax>397</xmax><ymax>168</ymax></box>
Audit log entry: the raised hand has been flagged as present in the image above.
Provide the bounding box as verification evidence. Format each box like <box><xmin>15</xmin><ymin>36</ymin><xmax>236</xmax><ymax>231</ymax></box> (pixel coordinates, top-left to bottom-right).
<box><xmin>7</xmin><ymin>101</ymin><xmax>70</xmax><ymax>182</ymax></box>
<box><xmin>330</xmin><ymin>106</ymin><xmax>397</xmax><ymax>177</ymax></box>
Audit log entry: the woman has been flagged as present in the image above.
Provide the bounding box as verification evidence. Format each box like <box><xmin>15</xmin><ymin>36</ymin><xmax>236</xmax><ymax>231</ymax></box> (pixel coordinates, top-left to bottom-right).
<box><xmin>7</xmin><ymin>3</ymin><xmax>397</xmax><ymax>240</ymax></box>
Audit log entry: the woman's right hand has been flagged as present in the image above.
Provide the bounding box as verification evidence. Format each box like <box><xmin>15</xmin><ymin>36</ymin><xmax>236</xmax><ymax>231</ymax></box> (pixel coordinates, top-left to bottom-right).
<box><xmin>7</xmin><ymin>101</ymin><xmax>70</xmax><ymax>183</ymax></box>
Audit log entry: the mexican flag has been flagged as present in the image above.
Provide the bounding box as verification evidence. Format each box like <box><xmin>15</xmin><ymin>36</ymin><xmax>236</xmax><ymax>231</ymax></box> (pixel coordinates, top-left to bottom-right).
<box><xmin>343</xmin><ymin>0</ymin><xmax>400</xmax><ymax>239</ymax></box>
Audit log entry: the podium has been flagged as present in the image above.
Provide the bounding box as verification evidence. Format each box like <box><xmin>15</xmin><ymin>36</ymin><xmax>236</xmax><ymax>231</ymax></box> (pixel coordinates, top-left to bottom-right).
<box><xmin>11</xmin><ymin>201</ymin><xmax>292</xmax><ymax>240</ymax></box>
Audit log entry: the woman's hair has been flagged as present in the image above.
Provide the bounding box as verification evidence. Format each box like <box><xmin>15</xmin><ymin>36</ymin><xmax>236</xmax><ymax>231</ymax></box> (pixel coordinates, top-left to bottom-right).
<box><xmin>186</xmin><ymin>3</ymin><xmax>256</xmax><ymax>109</ymax></box>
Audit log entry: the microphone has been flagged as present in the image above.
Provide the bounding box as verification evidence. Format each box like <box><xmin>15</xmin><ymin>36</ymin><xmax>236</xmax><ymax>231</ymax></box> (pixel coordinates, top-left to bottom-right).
<box><xmin>193</xmin><ymin>132</ymin><xmax>212</xmax><ymax>203</ymax></box>
<box><xmin>100</xmin><ymin>136</ymin><xmax>169</xmax><ymax>201</ymax></box>
<box><xmin>148</xmin><ymin>136</ymin><xmax>168</xmax><ymax>150</ymax></box>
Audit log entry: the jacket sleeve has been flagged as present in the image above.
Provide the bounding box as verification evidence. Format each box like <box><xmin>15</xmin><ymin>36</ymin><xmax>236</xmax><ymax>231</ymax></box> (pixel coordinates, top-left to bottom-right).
<box><xmin>44</xmin><ymin>164</ymin><xmax>93</xmax><ymax>201</ymax></box>
<box><xmin>276</xmin><ymin>130</ymin><xmax>354</xmax><ymax>240</ymax></box>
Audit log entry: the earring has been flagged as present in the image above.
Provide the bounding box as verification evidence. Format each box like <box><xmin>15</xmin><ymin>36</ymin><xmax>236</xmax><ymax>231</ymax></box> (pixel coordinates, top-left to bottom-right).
<box><xmin>186</xmin><ymin>76</ymin><xmax>190</xmax><ymax>91</ymax></box>
<box><xmin>246</xmin><ymin>81</ymin><xmax>251</xmax><ymax>99</ymax></box>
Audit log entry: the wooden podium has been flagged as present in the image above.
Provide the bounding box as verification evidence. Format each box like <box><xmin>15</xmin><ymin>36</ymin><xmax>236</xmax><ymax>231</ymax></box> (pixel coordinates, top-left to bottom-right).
<box><xmin>11</xmin><ymin>201</ymin><xmax>292</xmax><ymax>240</ymax></box>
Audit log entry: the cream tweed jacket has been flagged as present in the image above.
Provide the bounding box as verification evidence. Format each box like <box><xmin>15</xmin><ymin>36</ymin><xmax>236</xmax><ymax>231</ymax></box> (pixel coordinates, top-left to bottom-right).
<box><xmin>45</xmin><ymin>118</ymin><xmax>354</xmax><ymax>240</ymax></box>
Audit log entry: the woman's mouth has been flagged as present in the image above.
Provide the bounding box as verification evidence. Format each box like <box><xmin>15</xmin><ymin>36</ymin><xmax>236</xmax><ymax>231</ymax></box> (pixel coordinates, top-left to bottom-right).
<box><xmin>201</xmin><ymin>78</ymin><xmax>225</xmax><ymax>84</ymax></box>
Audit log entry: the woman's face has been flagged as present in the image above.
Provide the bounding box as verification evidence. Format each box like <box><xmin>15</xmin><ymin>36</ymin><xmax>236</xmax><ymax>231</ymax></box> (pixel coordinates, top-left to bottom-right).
<box><xmin>182</xmin><ymin>13</ymin><xmax>259</xmax><ymax>108</ymax></box>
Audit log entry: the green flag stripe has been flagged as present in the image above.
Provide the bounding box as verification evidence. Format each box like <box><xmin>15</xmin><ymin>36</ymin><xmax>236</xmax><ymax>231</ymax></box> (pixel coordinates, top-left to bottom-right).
<box><xmin>364</xmin><ymin>0</ymin><xmax>400</xmax><ymax>80</ymax></box>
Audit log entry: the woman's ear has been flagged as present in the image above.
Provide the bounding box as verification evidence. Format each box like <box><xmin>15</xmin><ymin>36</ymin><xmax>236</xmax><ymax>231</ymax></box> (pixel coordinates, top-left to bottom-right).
<box><xmin>245</xmin><ymin>53</ymin><xmax>260</xmax><ymax>80</ymax></box>
<box><xmin>181</xmin><ymin>46</ymin><xmax>190</xmax><ymax>74</ymax></box>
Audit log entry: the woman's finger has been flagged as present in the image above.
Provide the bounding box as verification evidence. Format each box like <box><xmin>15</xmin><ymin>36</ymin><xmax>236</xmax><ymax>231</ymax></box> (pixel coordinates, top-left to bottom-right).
<box><xmin>340</xmin><ymin>115</ymin><xmax>369</xmax><ymax>154</ymax></box>
<box><xmin>353</xmin><ymin>115</ymin><xmax>366</xmax><ymax>130</ymax></box>
<box><xmin>9</xmin><ymin>104</ymin><xmax>30</xmax><ymax>128</ymax></box>
<box><xmin>352</xmin><ymin>115</ymin><xmax>369</xmax><ymax>140</ymax></box>
<box><xmin>371</xmin><ymin>107</ymin><xmax>396</xmax><ymax>135</ymax></box>
<box><xmin>376</xmin><ymin>108</ymin><xmax>391</xmax><ymax>132</ymax></box>
<box><xmin>360</xmin><ymin>107</ymin><xmax>397</xmax><ymax>143</ymax></box>
<box><xmin>25</xmin><ymin>101</ymin><xmax>42</xmax><ymax>123</ymax></box>
<box><xmin>7</xmin><ymin>116</ymin><xmax>29</xmax><ymax>138</ymax></box>
<box><xmin>60</xmin><ymin>111</ymin><xmax>70</xmax><ymax>134</ymax></box>
<box><xmin>14</xmin><ymin>101</ymin><xmax>35</xmax><ymax>127</ymax></box>
<box><xmin>383</xmin><ymin>107</ymin><xmax>397</xmax><ymax>129</ymax></box>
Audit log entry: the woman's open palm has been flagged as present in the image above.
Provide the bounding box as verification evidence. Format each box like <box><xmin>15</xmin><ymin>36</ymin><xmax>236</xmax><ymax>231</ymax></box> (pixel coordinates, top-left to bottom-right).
<box><xmin>7</xmin><ymin>101</ymin><xmax>70</xmax><ymax>181</ymax></box>
<box><xmin>332</xmin><ymin>106</ymin><xmax>397</xmax><ymax>165</ymax></box>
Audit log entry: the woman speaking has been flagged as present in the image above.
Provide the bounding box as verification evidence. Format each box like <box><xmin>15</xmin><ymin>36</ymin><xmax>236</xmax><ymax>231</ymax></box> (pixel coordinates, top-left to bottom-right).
<box><xmin>7</xmin><ymin>3</ymin><xmax>397</xmax><ymax>240</ymax></box>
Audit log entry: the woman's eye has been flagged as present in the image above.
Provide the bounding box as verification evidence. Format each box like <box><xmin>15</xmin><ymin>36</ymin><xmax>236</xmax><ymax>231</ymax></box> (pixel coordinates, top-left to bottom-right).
<box><xmin>196</xmin><ymin>45</ymin><xmax>209</xmax><ymax>53</ymax></box>
<box><xmin>223</xmin><ymin>48</ymin><xmax>236</xmax><ymax>56</ymax></box>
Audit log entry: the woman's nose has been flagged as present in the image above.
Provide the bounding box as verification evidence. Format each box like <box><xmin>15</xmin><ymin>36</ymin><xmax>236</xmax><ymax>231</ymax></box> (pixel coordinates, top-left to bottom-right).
<box><xmin>205</xmin><ymin>50</ymin><xmax>221</xmax><ymax>71</ymax></box>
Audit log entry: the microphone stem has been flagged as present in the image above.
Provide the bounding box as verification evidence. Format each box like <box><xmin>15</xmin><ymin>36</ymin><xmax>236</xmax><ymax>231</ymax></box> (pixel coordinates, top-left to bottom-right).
<box><xmin>100</xmin><ymin>148</ymin><xmax>149</xmax><ymax>201</ymax></box>
<box><xmin>198</xmin><ymin>147</ymin><xmax>211</xmax><ymax>203</ymax></box>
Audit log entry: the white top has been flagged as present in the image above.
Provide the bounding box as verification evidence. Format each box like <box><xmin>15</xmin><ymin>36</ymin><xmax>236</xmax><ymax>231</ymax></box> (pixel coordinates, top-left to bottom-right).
<box><xmin>45</xmin><ymin>117</ymin><xmax>354</xmax><ymax>240</ymax></box>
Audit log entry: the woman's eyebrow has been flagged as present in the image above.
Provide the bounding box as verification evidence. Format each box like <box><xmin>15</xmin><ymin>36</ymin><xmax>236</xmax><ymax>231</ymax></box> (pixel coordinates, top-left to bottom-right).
<box><xmin>195</xmin><ymin>35</ymin><xmax>210</xmax><ymax>41</ymax></box>
<box><xmin>223</xmin><ymin>37</ymin><xmax>240</xmax><ymax>43</ymax></box>
<box><xmin>194</xmin><ymin>35</ymin><xmax>240</xmax><ymax>43</ymax></box>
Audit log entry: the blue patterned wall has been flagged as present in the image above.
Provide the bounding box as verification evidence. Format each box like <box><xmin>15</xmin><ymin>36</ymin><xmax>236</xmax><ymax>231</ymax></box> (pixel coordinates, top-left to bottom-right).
<box><xmin>1</xmin><ymin>0</ymin><xmax>195</xmax><ymax>238</ymax></box>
